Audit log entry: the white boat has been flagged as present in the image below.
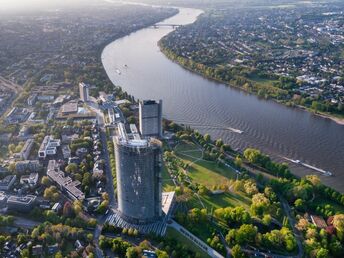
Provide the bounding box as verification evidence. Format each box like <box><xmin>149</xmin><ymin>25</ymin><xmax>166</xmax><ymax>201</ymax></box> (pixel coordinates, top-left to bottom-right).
<box><xmin>283</xmin><ymin>157</ymin><xmax>333</xmax><ymax>176</ymax></box>
<box><xmin>115</xmin><ymin>68</ymin><xmax>121</xmax><ymax>75</ymax></box>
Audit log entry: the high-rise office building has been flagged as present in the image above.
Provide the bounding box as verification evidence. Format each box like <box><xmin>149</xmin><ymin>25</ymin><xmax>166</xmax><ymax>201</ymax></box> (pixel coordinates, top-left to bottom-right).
<box><xmin>114</xmin><ymin>123</ymin><xmax>162</xmax><ymax>224</ymax></box>
<box><xmin>79</xmin><ymin>82</ymin><xmax>89</xmax><ymax>102</ymax></box>
<box><xmin>139</xmin><ymin>100</ymin><xmax>162</xmax><ymax>138</ymax></box>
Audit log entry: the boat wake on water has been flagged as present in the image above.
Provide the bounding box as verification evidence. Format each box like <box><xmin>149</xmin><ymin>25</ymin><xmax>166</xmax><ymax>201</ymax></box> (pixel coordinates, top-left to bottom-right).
<box><xmin>172</xmin><ymin>120</ymin><xmax>244</xmax><ymax>134</ymax></box>
<box><xmin>282</xmin><ymin>157</ymin><xmax>333</xmax><ymax>177</ymax></box>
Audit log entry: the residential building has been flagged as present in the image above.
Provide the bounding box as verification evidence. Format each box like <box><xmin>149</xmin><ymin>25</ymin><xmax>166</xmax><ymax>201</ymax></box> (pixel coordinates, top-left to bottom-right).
<box><xmin>62</xmin><ymin>145</ymin><xmax>71</xmax><ymax>159</ymax></box>
<box><xmin>38</xmin><ymin>135</ymin><xmax>61</xmax><ymax>158</ymax></box>
<box><xmin>5</xmin><ymin>107</ymin><xmax>30</xmax><ymax>124</ymax></box>
<box><xmin>114</xmin><ymin>123</ymin><xmax>162</xmax><ymax>224</ymax></box>
<box><xmin>47</xmin><ymin>160</ymin><xmax>85</xmax><ymax>200</ymax></box>
<box><xmin>0</xmin><ymin>175</ymin><xmax>16</xmax><ymax>191</ymax></box>
<box><xmin>20</xmin><ymin>173</ymin><xmax>39</xmax><ymax>187</ymax></box>
<box><xmin>139</xmin><ymin>100</ymin><xmax>162</xmax><ymax>138</ymax></box>
<box><xmin>16</xmin><ymin>139</ymin><xmax>34</xmax><ymax>160</ymax></box>
<box><xmin>18</xmin><ymin>126</ymin><xmax>30</xmax><ymax>138</ymax></box>
<box><xmin>15</xmin><ymin>160</ymin><xmax>42</xmax><ymax>173</ymax></box>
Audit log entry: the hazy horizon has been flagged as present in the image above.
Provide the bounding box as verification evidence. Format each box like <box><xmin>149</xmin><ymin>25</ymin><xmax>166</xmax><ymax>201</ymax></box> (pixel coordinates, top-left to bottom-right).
<box><xmin>0</xmin><ymin>0</ymin><xmax>105</xmax><ymax>12</ymax></box>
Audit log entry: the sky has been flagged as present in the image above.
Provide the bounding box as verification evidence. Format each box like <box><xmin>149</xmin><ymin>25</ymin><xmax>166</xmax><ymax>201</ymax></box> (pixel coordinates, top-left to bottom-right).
<box><xmin>0</xmin><ymin>0</ymin><xmax>99</xmax><ymax>11</ymax></box>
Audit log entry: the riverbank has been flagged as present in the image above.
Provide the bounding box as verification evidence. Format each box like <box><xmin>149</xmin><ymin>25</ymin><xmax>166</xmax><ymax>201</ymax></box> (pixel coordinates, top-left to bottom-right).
<box><xmin>158</xmin><ymin>43</ymin><xmax>344</xmax><ymax>126</ymax></box>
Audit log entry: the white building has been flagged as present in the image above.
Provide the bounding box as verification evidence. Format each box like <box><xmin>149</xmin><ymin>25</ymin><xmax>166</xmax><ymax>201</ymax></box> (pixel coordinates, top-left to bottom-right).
<box><xmin>38</xmin><ymin>136</ymin><xmax>61</xmax><ymax>158</ymax></box>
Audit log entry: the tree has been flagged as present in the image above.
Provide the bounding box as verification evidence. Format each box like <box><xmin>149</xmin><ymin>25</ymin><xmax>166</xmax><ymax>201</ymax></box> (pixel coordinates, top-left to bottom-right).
<box><xmin>55</xmin><ymin>252</ymin><xmax>63</xmax><ymax>258</ymax></box>
<box><xmin>226</xmin><ymin>224</ymin><xmax>257</xmax><ymax>246</ymax></box>
<box><xmin>63</xmin><ymin>201</ymin><xmax>73</xmax><ymax>217</ymax></box>
<box><xmin>203</xmin><ymin>134</ymin><xmax>211</xmax><ymax>143</ymax></box>
<box><xmin>243</xmin><ymin>180</ymin><xmax>258</xmax><ymax>196</ymax></box>
<box><xmin>294</xmin><ymin>199</ymin><xmax>305</xmax><ymax>211</ymax></box>
<box><xmin>215</xmin><ymin>139</ymin><xmax>223</xmax><ymax>148</ymax></box>
<box><xmin>65</xmin><ymin>163</ymin><xmax>78</xmax><ymax>174</ymax></box>
<box><xmin>243</xmin><ymin>148</ymin><xmax>261</xmax><ymax>164</ymax></box>
<box><xmin>232</xmin><ymin>244</ymin><xmax>246</xmax><ymax>258</ymax></box>
<box><xmin>73</xmin><ymin>200</ymin><xmax>83</xmax><ymax>215</ymax></box>
<box><xmin>262</xmin><ymin>214</ymin><xmax>272</xmax><ymax>226</ymax></box>
<box><xmin>126</xmin><ymin>246</ymin><xmax>139</xmax><ymax>258</ymax></box>
<box><xmin>156</xmin><ymin>250</ymin><xmax>169</xmax><ymax>258</ymax></box>
<box><xmin>305</xmin><ymin>175</ymin><xmax>321</xmax><ymax>186</ymax></box>
<box><xmin>41</xmin><ymin>176</ymin><xmax>50</xmax><ymax>186</ymax></box>
<box><xmin>333</xmin><ymin>214</ymin><xmax>344</xmax><ymax>240</ymax></box>
<box><xmin>250</xmin><ymin>193</ymin><xmax>270</xmax><ymax>216</ymax></box>
<box><xmin>316</xmin><ymin>248</ymin><xmax>329</xmax><ymax>258</ymax></box>
<box><xmin>234</xmin><ymin>156</ymin><xmax>243</xmax><ymax>168</ymax></box>
<box><xmin>44</xmin><ymin>186</ymin><xmax>60</xmax><ymax>202</ymax></box>
<box><xmin>20</xmin><ymin>249</ymin><xmax>30</xmax><ymax>257</ymax></box>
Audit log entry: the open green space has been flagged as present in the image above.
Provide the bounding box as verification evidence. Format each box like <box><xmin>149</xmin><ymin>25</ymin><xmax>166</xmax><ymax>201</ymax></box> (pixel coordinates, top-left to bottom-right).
<box><xmin>165</xmin><ymin>227</ymin><xmax>210</xmax><ymax>258</ymax></box>
<box><xmin>174</xmin><ymin>141</ymin><xmax>237</xmax><ymax>188</ymax></box>
<box><xmin>188</xmin><ymin>190</ymin><xmax>251</xmax><ymax>211</ymax></box>
<box><xmin>248</xmin><ymin>73</ymin><xmax>278</xmax><ymax>85</ymax></box>
<box><xmin>174</xmin><ymin>141</ymin><xmax>203</xmax><ymax>159</ymax></box>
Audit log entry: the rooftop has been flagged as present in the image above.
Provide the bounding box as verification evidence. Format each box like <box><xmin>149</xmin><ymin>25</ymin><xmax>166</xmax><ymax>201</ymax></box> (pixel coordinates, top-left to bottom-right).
<box><xmin>162</xmin><ymin>191</ymin><xmax>175</xmax><ymax>216</ymax></box>
<box><xmin>7</xmin><ymin>195</ymin><xmax>36</xmax><ymax>205</ymax></box>
<box><xmin>61</xmin><ymin>102</ymin><xmax>78</xmax><ymax>114</ymax></box>
<box><xmin>47</xmin><ymin>160</ymin><xmax>85</xmax><ymax>200</ymax></box>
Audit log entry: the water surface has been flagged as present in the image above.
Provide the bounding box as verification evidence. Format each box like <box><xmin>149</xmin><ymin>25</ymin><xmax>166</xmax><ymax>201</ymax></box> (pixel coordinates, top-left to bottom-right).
<box><xmin>102</xmin><ymin>7</ymin><xmax>344</xmax><ymax>192</ymax></box>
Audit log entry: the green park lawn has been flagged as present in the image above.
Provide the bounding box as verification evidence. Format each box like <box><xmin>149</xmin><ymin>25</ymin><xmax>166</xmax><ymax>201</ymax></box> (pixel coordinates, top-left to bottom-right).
<box><xmin>174</xmin><ymin>141</ymin><xmax>236</xmax><ymax>188</ymax></box>
<box><xmin>187</xmin><ymin>191</ymin><xmax>251</xmax><ymax>212</ymax></box>
<box><xmin>165</xmin><ymin>227</ymin><xmax>210</xmax><ymax>258</ymax></box>
<box><xmin>174</xmin><ymin>140</ymin><xmax>250</xmax><ymax>210</ymax></box>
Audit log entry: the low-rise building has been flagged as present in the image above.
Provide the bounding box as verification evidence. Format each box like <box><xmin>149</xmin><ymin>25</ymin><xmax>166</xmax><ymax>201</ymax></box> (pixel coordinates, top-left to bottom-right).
<box><xmin>18</xmin><ymin>126</ymin><xmax>30</xmax><ymax>138</ymax></box>
<box><xmin>15</xmin><ymin>139</ymin><xmax>34</xmax><ymax>160</ymax></box>
<box><xmin>31</xmin><ymin>245</ymin><xmax>43</xmax><ymax>256</ymax></box>
<box><xmin>62</xmin><ymin>145</ymin><xmax>71</xmax><ymax>159</ymax></box>
<box><xmin>0</xmin><ymin>175</ymin><xmax>16</xmax><ymax>191</ymax></box>
<box><xmin>311</xmin><ymin>215</ymin><xmax>327</xmax><ymax>229</ymax></box>
<box><xmin>38</xmin><ymin>135</ymin><xmax>61</xmax><ymax>158</ymax></box>
<box><xmin>52</xmin><ymin>202</ymin><xmax>62</xmax><ymax>213</ymax></box>
<box><xmin>7</xmin><ymin>194</ymin><xmax>37</xmax><ymax>212</ymax></box>
<box><xmin>15</xmin><ymin>160</ymin><xmax>42</xmax><ymax>173</ymax></box>
<box><xmin>20</xmin><ymin>173</ymin><xmax>39</xmax><ymax>187</ymax></box>
<box><xmin>5</xmin><ymin>107</ymin><xmax>30</xmax><ymax>124</ymax></box>
<box><xmin>47</xmin><ymin>160</ymin><xmax>85</xmax><ymax>200</ymax></box>
<box><xmin>0</xmin><ymin>192</ymin><xmax>7</xmax><ymax>207</ymax></box>
<box><xmin>0</xmin><ymin>133</ymin><xmax>12</xmax><ymax>143</ymax></box>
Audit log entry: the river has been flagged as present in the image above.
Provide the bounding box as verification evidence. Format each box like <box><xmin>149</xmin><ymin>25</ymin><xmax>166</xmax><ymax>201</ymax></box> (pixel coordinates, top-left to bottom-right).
<box><xmin>101</xmin><ymin>6</ymin><xmax>344</xmax><ymax>192</ymax></box>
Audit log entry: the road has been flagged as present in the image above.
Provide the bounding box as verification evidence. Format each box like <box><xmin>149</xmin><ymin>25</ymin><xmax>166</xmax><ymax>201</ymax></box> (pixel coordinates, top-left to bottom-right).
<box><xmin>87</xmin><ymin>101</ymin><xmax>118</xmax><ymax>258</ymax></box>
<box><xmin>93</xmin><ymin>214</ymin><xmax>109</xmax><ymax>258</ymax></box>
<box><xmin>280</xmin><ymin>198</ymin><xmax>304</xmax><ymax>258</ymax></box>
<box><xmin>88</xmin><ymin>101</ymin><xmax>117</xmax><ymax>209</ymax></box>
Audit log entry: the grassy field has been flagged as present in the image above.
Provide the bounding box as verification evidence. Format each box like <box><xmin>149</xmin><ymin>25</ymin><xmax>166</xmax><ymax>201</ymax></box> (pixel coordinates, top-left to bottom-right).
<box><xmin>248</xmin><ymin>73</ymin><xmax>279</xmax><ymax>86</ymax></box>
<box><xmin>187</xmin><ymin>190</ymin><xmax>251</xmax><ymax>211</ymax></box>
<box><xmin>165</xmin><ymin>227</ymin><xmax>210</xmax><ymax>258</ymax></box>
<box><xmin>174</xmin><ymin>141</ymin><xmax>236</xmax><ymax>188</ymax></box>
